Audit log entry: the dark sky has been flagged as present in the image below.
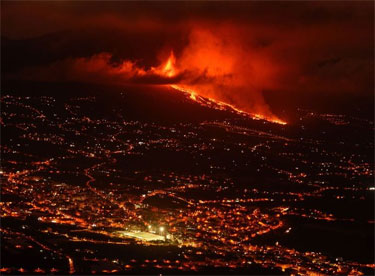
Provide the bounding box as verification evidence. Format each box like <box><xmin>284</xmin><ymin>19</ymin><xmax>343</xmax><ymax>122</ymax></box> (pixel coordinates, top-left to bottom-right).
<box><xmin>1</xmin><ymin>1</ymin><xmax>374</xmax><ymax>118</ymax></box>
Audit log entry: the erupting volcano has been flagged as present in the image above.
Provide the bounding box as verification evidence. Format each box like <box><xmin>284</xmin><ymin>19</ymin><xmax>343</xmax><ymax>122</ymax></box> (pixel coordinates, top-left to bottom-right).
<box><xmin>2</xmin><ymin>1</ymin><xmax>374</xmax><ymax>275</ymax></box>
<box><xmin>156</xmin><ymin>50</ymin><xmax>287</xmax><ymax>125</ymax></box>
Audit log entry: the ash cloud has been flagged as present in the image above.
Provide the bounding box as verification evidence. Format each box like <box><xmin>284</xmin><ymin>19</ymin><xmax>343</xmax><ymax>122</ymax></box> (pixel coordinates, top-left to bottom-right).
<box><xmin>2</xmin><ymin>1</ymin><xmax>373</xmax><ymax>118</ymax></box>
<box><xmin>10</xmin><ymin>53</ymin><xmax>186</xmax><ymax>85</ymax></box>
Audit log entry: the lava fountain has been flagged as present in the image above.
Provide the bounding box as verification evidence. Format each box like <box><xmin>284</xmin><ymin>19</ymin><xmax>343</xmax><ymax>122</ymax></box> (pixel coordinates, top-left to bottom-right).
<box><xmin>157</xmin><ymin>51</ymin><xmax>286</xmax><ymax>125</ymax></box>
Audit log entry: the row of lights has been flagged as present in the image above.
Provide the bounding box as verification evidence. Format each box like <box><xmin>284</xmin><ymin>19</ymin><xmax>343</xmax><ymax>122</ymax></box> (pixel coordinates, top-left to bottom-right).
<box><xmin>148</xmin><ymin>225</ymin><xmax>165</xmax><ymax>233</ymax></box>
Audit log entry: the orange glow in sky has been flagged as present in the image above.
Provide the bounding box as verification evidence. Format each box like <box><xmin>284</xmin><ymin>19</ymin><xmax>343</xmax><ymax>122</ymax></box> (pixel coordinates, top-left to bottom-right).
<box><xmin>160</xmin><ymin>50</ymin><xmax>287</xmax><ymax>125</ymax></box>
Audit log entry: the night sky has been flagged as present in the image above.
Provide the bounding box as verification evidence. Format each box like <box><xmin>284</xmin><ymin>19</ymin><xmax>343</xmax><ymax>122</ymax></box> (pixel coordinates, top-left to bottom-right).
<box><xmin>2</xmin><ymin>1</ymin><xmax>374</xmax><ymax>120</ymax></box>
<box><xmin>1</xmin><ymin>2</ymin><xmax>375</xmax><ymax>274</ymax></box>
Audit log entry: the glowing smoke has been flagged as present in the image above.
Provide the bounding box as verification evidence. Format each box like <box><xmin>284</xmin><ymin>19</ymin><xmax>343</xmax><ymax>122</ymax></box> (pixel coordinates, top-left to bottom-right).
<box><xmin>163</xmin><ymin>26</ymin><xmax>283</xmax><ymax>122</ymax></box>
<box><xmin>11</xmin><ymin>26</ymin><xmax>286</xmax><ymax>123</ymax></box>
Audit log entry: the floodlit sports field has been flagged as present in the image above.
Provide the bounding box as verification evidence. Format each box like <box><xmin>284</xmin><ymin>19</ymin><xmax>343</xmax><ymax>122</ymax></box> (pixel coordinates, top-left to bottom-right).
<box><xmin>117</xmin><ymin>231</ymin><xmax>165</xmax><ymax>241</ymax></box>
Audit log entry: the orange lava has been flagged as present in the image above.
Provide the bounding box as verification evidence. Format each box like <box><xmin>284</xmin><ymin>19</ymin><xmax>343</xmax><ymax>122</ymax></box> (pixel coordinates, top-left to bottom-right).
<box><xmin>170</xmin><ymin>84</ymin><xmax>286</xmax><ymax>125</ymax></box>
<box><xmin>161</xmin><ymin>52</ymin><xmax>286</xmax><ymax>125</ymax></box>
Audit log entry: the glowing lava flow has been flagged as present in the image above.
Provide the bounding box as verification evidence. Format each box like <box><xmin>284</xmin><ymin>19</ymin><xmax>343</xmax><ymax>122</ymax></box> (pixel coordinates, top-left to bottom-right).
<box><xmin>159</xmin><ymin>52</ymin><xmax>287</xmax><ymax>125</ymax></box>
<box><xmin>170</xmin><ymin>85</ymin><xmax>287</xmax><ymax>125</ymax></box>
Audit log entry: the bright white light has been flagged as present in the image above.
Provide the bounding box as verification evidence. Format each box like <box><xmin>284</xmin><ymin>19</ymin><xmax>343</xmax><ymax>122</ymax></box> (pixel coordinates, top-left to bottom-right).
<box><xmin>159</xmin><ymin>226</ymin><xmax>164</xmax><ymax>232</ymax></box>
<box><xmin>148</xmin><ymin>225</ymin><xmax>152</xmax><ymax>229</ymax></box>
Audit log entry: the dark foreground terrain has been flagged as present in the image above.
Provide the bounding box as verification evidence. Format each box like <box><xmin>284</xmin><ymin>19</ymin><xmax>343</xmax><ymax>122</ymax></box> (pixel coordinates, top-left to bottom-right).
<box><xmin>1</xmin><ymin>81</ymin><xmax>374</xmax><ymax>275</ymax></box>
